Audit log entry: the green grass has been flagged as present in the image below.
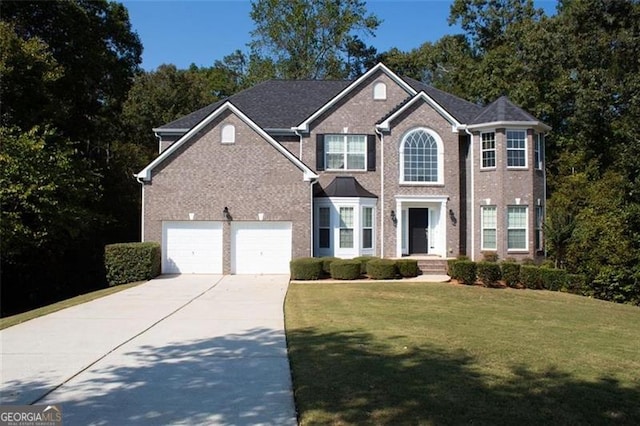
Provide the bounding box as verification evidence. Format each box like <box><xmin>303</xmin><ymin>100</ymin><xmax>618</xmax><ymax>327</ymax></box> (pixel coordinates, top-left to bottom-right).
<box><xmin>0</xmin><ymin>281</ymin><xmax>145</xmax><ymax>330</ymax></box>
<box><xmin>285</xmin><ymin>282</ymin><xmax>640</xmax><ymax>425</ymax></box>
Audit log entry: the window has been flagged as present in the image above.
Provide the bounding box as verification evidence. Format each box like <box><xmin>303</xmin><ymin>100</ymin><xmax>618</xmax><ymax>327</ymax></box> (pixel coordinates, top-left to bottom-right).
<box><xmin>221</xmin><ymin>124</ymin><xmax>235</xmax><ymax>143</ymax></box>
<box><xmin>535</xmin><ymin>133</ymin><xmax>544</xmax><ymax>170</ymax></box>
<box><xmin>507</xmin><ymin>130</ymin><xmax>527</xmax><ymax>168</ymax></box>
<box><xmin>325</xmin><ymin>135</ymin><xmax>366</xmax><ymax>171</ymax></box>
<box><xmin>319</xmin><ymin>207</ymin><xmax>330</xmax><ymax>249</ymax></box>
<box><xmin>481</xmin><ymin>132</ymin><xmax>496</xmax><ymax>168</ymax></box>
<box><xmin>481</xmin><ymin>206</ymin><xmax>497</xmax><ymax>250</ymax></box>
<box><xmin>362</xmin><ymin>207</ymin><xmax>373</xmax><ymax>249</ymax></box>
<box><xmin>339</xmin><ymin>207</ymin><xmax>354</xmax><ymax>248</ymax></box>
<box><xmin>507</xmin><ymin>206</ymin><xmax>528</xmax><ymax>250</ymax></box>
<box><xmin>373</xmin><ymin>82</ymin><xmax>387</xmax><ymax>100</ymax></box>
<box><xmin>401</xmin><ymin>129</ymin><xmax>441</xmax><ymax>183</ymax></box>
<box><xmin>535</xmin><ymin>206</ymin><xmax>544</xmax><ymax>250</ymax></box>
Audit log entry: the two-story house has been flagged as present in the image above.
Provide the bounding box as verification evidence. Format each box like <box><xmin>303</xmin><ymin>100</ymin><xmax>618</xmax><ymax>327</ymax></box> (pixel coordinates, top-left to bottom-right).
<box><xmin>135</xmin><ymin>63</ymin><xmax>550</xmax><ymax>275</ymax></box>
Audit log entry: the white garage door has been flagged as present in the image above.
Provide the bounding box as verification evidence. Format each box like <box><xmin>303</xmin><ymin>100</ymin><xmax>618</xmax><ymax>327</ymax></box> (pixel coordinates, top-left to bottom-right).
<box><xmin>162</xmin><ymin>221</ymin><xmax>223</xmax><ymax>274</ymax></box>
<box><xmin>231</xmin><ymin>222</ymin><xmax>292</xmax><ymax>274</ymax></box>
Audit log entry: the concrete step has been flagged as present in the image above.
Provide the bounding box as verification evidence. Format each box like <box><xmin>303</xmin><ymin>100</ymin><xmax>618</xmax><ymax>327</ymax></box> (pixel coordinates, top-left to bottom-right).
<box><xmin>416</xmin><ymin>259</ymin><xmax>448</xmax><ymax>275</ymax></box>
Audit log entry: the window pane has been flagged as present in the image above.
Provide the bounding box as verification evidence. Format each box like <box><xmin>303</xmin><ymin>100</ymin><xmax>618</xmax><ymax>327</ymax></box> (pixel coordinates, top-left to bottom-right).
<box><xmin>507</xmin><ymin>206</ymin><xmax>527</xmax><ymax>250</ymax></box>
<box><xmin>403</xmin><ymin>130</ymin><xmax>438</xmax><ymax>182</ymax></box>
<box><xmin>319</xmin><ymin>207</ymin><xmax>330</xmax><ymax>227</ymax></box>
<box><xmin>507</xmin><ymin>130</ymin><xmax>526</xmax><ymax>167</ymax></box>
<box><xmin>347</xmin><ymin>135</ymin><xmax>365</xmax><ymax>153</ymax></box>
<box><xmin>346</xmin><ymin>153</ymin><xmax>365</xmax><ymax>170</ymax></box>
<box><xmin>362</xmin><ymin>229</ymin><xmax>373</xmax><ymax>249</ymax></box>
<box><xmin>325</xmin><ymin>135</ymin><xmax>343</xmax><ymax>152</ymax></box>
<box><xmin>339</xmin><ymin>207</ymin><xmax>353</xmax><ymax>227</ymax></box>
<box><xmin>340</xmin><ymin>229</ymin><xmax>353</xmax><ymax>248</ymax></box>
<box><xmin>319</xmin><ymin>229</ymin><xmax>330</xmax><ymax>248</ymax></box>
<box><xmin>326</xmin><ymin>153</ymin><xmax>344</xmax><ymax>169</ymax></box>
<box><xmin>508</xmin><ymin>207</ymin><xmax>527</xmax><ymax>227</ymax></box>
<box><xmin>508</xmin><ymin>230</ymin><xmax>526</xmax><ymax>249</ymax></box>
<box><xmin>483</xmin><ymin>229</ymin><xmax>497</xmax><ymax>249</ymax></box>
<box><xmin>482</xmin><ymin>206</ymin><xmax>497</xmax><ymax>227</ymax></box>
<box><xmin>362</xmin><ymin>207</ymin><xmax>372</xmax><ymax>227</ymax></box>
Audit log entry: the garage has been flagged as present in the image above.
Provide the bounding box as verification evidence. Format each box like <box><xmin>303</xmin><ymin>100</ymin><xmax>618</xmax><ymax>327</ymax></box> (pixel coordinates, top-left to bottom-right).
<box><xmin>231</xmin><ymin>222</ymin><xmax>292</xmax><ymax>274</ymax></box>
<box><xmin>162</xmin><ymin>221</ymin><xmax>223</xmax><ymax>274</ymax></box>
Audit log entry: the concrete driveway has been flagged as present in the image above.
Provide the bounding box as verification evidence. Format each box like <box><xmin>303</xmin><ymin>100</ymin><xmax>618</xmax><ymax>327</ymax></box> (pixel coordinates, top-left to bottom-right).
<box><xmin>0</xmin><ymin>275</ymin><xmax>297</xmax><ymax>425</ymax></box>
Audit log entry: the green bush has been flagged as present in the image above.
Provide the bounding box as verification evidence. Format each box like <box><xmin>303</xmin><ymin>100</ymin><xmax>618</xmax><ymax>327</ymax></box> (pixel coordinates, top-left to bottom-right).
<box><xmin>520</xmin><ymin>265</ymin><xmax>542</xmax><ymax>289</ymax></box>
<box><xmin>321</xmin><ymin>257</ymin><xmax>339</xmax><ymax>276</ymax></box>
<box><xmin>566</xmin><ymin>273</ymin><xmax>587</xmax><ymax>294</ymax></box>
<box><xmin>590</xmin><ymin>266</ymin><xmax>640</xmax><ymax>305</ymax></box>
<box><xmin>396</xmin><ymin>259</ymin><xmax>419</xmax><ymax>278</ymax></box>
<box><xmin>330</xmin><ymin>260</ymin><xmax>362</xmax><ymax>280</ymax></box>
<box><xmin>477</xmin><ymin>261</ymin><xmax>501</xmax><ymax>286</ymax></box>
<box><xmin>501</xmin><ymin>262</ymin><xmax>521</xmax><ymax>288</ymax></box>
<box><xmin>352</xmin><ymin>256</ymin><xmax>377</xmax><ymax>274</ymax></box>
<box><xmin>366</xmin><ymin>259</ymin><xmax>398</xmax><ymax>280</ymax></box>
<box><xmin>290</xmin><ymin>257</ymin><xmax>324</xmax><ymax>280</ymax></box>
<box><xmin>539</xmin><ymin>267</ymin><xmax>568</xmax><ymax>291</ymax></box>
<box><xmin>104</xmin><ymin>242</ymin><xmax>161</xmax><ymax>286</ymax></box>
<box><xmin>456</xmin><ymin>260</ymin><xmax>477</xmax><ymax>285</ymax></box>
<box><xmin>482</xmin><ymin>252</ymin><xmax>499</xmax><ymax>262</ymax></box>
<box><xmin>447</xmin><ymin>259</ymin><xmax>459</xmax><ymax>279</ymax></box>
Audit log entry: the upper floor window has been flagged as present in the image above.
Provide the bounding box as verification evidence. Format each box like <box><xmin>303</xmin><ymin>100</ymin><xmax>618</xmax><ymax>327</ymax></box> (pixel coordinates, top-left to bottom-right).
<box><xmin>400</xmin><ymin>128</ymin><xmax>443</xmax><ymax>184</ymax></box>
<box><xmin>535</xmin><ymin>133</ymin><xmax>544</xmax><ymax>170</ymax></box>
<box><xmin>481</xmin><ymin>132</ymin><xmax>496</xmax><ymax>169</ymax></box>
<box><xmin>325</xmin><ymin>135</ymin><xmax>366</xmax><ymax>171</ymax></box>
<box><xmin>373</xmin><ymin>82</ymin><xmax>387</xmax><ymax>100</ymax></box>
<box><xmin>506</xmin><ymin>130</ymin><xmax>527</xmax><ymax>168</ymax></box>
<box><xmin>221</xmin><ymin>124</ymin><xmax>235</xmax><ymax>144</ymax></box>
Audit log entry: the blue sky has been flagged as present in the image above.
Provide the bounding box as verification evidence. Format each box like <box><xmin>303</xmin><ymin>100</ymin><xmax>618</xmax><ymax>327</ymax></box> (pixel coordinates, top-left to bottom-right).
<box><xmin>123</xmin><ymin>0</ymin><xmax>558</xmax><ymax>71</ymax></box>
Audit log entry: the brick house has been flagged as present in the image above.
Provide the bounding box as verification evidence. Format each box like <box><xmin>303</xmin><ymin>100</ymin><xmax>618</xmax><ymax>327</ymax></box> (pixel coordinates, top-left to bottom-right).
<box><xmin>136</xmin><ymin>63</ymin><xmax>550</xmax><ymax>274</ymax></box>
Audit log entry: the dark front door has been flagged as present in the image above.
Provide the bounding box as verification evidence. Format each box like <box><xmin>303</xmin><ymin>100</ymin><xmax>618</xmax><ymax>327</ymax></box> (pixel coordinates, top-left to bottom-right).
<box><xmin>409</xmin><ymin>208</ymin><xmax>429</xmax><ymax>254</ymax></box>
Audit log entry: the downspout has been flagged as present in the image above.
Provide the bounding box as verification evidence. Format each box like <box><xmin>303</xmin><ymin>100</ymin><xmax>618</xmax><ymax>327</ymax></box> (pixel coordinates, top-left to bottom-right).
<box><xmin>375</xmin><ymin>126</ymin><xmax>385</xmax><ymax>258</ymax></box>
<box><xmin>543</xmin><ymin>133</ymin><xmax>548</xmax><ymax>259</ymax></box>
<box><xmin>464</xmin><ymin>127</ymin><xmax>475</xmax><ymax>261</ymax></box>
<box><xmin>294</xmin><ymin>128</ymin><xmax>304</xmax><ymax>161</ymax></box>
<box><xmin>135</xmin><ymin>175</ymin><xmax>145</xmax><ymax>242</ymax></box>
<box><xmin>310</xmin><ymin>178</ymin><xmax>318</xmax><ymax>256</ymax></box>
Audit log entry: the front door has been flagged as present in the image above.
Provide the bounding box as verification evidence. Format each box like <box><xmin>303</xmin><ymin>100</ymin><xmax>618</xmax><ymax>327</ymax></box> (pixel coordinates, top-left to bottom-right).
<box><xmin>409</xmin><ymin>208</ymin><xmax>429</xmax><ymax>254</ymax></box>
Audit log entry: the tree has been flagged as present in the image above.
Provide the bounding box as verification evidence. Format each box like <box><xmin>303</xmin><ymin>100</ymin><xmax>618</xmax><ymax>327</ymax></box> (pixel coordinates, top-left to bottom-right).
<box><xmin>249</xmin><ymin>0</ymin><xmax>381</xmax><ymax>79</ymax></box>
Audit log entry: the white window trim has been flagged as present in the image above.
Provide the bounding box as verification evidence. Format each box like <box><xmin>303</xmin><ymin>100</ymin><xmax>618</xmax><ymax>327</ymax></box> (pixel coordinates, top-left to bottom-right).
<box><xmin>481</xmin><ymin>205</ymin><xmax>497</xmax><ymax>251</ymax></box>
<box><xmin>314</xmin><ymin>197</ymin><xmax>376</xmax><ymax>257</ymax></box>
<box><xmin>361</xmin><ymin>206</ymin><xmax>374</xmax><ymax>250</ymax></box>
<box><xmin>506</xmin><ymin>129</ymin><xmax>528</xmax><ymax>169</ymax></box>
<box><xmin>535</xmin><ymin>133</ymin><xmax>544</xmax><ymax>170</ymax></box>
<box><xmin>480</xmin><ymin>131</ymin><xmax>496</xmax><ymax>170</ymax></box>
<box><xmin>221</xmin><ymin>124</ymin><xmax>235</xmax><ymax>144</ymax></box>
<box><xmin>507</xmin><ymin>205</ymin><xmax>529</xmax><ymax>251</ymax></box>
<box><xmin>325</xmin><ymin>134</ymin><xmax>367</xmax><ymax>172</ymax></box>
<box><xmin>399</xmin><ymin>127</ymin><xmax>445</xmax><ymax>185</ymax></box>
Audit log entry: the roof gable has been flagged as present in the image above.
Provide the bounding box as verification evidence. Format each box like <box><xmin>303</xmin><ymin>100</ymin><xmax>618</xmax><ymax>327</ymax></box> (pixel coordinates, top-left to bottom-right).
<box><xmin>137</xmin><ymin>101</ymin><xmax>318</xmax><ymax>182</ymax></box>
<box><xmin>376</xmin><ymin>91</ymin><xmax>462</xmax><ymax>132</ymax></box>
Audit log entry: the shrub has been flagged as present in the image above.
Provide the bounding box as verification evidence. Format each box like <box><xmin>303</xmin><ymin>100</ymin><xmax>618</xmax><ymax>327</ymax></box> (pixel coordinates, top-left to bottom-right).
<box><xmin>566</xmin><ymin>273</ymin><xmax>588</xmax><ymax>294</ymax></box>
<box><xmin>539</xmin><ymin>267</ymin><xmax>568</xmax><ymax>291</ymax></box>
<box><xmin>330</xmin><ymin>260</ymin><xmax>362</xmax><ymax>280</ymax></box>
<box><xmin>501</xmin><ymin>262</ymin><xmax>521</xmax><ymax>288</ymax></box>
<box><xmin>521</xmin><ymin>257</ymin><xmax>535</xmax><ymax>265</ymax></box>
<box><xmin>396</xmin><ymin>259</ymin><xmax>419</xmax><ymax>278</ymax></box>
<box><xmin>520</xmin><ymin>265</ymin><xmax>542</xmax><ymax>289</ymax></box>
<box><xmin>290</xmin><ymin>257</ymin><xmax>324</xmax><ymax>280</ymax></box>
<box><xmin>104</xmin><ymin>242</ymin><xmax>161</xmax><ymax>286</ymax></box>
<box><xmin>482</xmin><ymin>252</ymin><xmax>499</xmax><ymax>262</ymax></box>
<box><xmin>320</xmin><ymin>257</ymin><xmax>339</xmax><ymax>277</ymax></box>
<box><xmin>456</xmin><ymin>260</ymin><xmax>477</xmax><ymax>285</ymax></box>
<box><xmin>590</xmin><ymin>267</ymin><xmax>640</xmax><ymax>305</ymax></box>
<box><xmin>447</xmin><ymin>259</ymin><xmax>459</xmax><ymax>279</ymax></box>
<box><xmin>477</xmin><ymin>261</ymin><xmax>501</xmax><ymax>286</ymax></box>
<box><xmin>352</xmin><ymin>256</ymin><xmax>377</xmax><ymax>274</ymax></box>
<box><xmin>541</xmin><ymin>259</ymin><xmax>555</xmax><ymax>269</ymax></box>
<box><xmin>366</xmin><ymin>259</ymin><xmax>398</xmax><ymax>280</ymax></box>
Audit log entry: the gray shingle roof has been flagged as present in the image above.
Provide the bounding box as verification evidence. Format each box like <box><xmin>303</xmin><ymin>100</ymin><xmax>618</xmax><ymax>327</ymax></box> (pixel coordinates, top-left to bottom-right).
<box><xmin>470</xmin><ymin>96</ymin><xmax>540</xmax><ymax>124</ymax></box>
<box><xmin>158</xmin><ymin>80</ymin><xmax>350</xmax><ymax>130</ymax></box>
<box><xmin>401</xmin><ymin>76</ymin><xmax>483</xmax><ymax>123</ymax></box>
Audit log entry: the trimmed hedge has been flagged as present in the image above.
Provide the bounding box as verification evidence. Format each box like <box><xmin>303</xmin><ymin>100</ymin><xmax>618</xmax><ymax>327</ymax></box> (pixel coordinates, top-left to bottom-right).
<box><xmin>352</xmin><ymin>256</ymin><xmax>377</xmax><ymax>274</ymax></box>
<box><xmin>396</xmin><ymin>259</ymin><xmax>419</xmax><ymax>278</ymax></box>
<box><xmin>482</xmin><ymin>252</ymin><xmax>499</xmax><ymax>262</ymax></box>
<box><xmin>330</xmin><ymin>260</ymin><xmax>362</xmax><ymax>280</ymax></box>
<box><xmin>501</xmin><ymin>262</ymin><xmax>521</xmax><ymax>288</ymax></box>
<box><xmin>290</xmin><ymin>257</ymin><xmax>324</xmax><ymax>280</ymax></box>
<box><xmin>456</xmin><ymin>260</ymin><xmax>477</xmax><ymax>285</ymax></box>
<box><xmin>539</xmin><ymin>267</ymin><xmax>568</xmax><ymax>291</ymax></box>
<box><xmin>520</xmin><ymin>265</ymin><xmax>542</xmax><ymax>289</ymax></box>
<box><xmin>366</xmin><ymin>259</ymin><xmax>398</xmax><ymax>280</ymax></box>
<box><xmin>321</xmin><ymin>257</ymin><xmax>339</xmax><ymax>276</ymax></box>
<box><xmin>105</xmin><ymin>242</ymin><xmax>161</xmax><ymax>286</ymax></box>
<box><xmin>477</xmin><ymin>261</ymin><xmax>501</xmax><ymax>286</ymax></box>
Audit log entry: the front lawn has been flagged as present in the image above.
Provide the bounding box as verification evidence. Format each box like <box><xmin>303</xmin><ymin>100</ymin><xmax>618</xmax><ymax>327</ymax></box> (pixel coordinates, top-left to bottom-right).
<box><xmin>285</xmin><ymin>282</ymin><xmax>640</xmax><ymax>425</ymax></box>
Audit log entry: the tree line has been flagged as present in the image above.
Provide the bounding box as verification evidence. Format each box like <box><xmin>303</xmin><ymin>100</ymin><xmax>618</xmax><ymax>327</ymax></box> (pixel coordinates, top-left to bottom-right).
<box><xmin>1</xmin><ymin>0</ymin><xmax>638</xmax><ymax>314</ymax></box>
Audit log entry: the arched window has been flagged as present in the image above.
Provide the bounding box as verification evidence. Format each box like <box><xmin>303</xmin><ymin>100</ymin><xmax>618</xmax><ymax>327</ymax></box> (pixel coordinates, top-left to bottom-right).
<box><xmin>221</xmin><ymin>124</ymin><xmax>235</xmax><ymax>144</ymax></box>
<box><xmin>400</xmin><ymin>128</ymin><xmax>443</xmax><ymax>184</ymax></box>
<box><xmin>373</xmin><ymin>82</ymin><xmax>387</xmax><ymax>100</ymax></box>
